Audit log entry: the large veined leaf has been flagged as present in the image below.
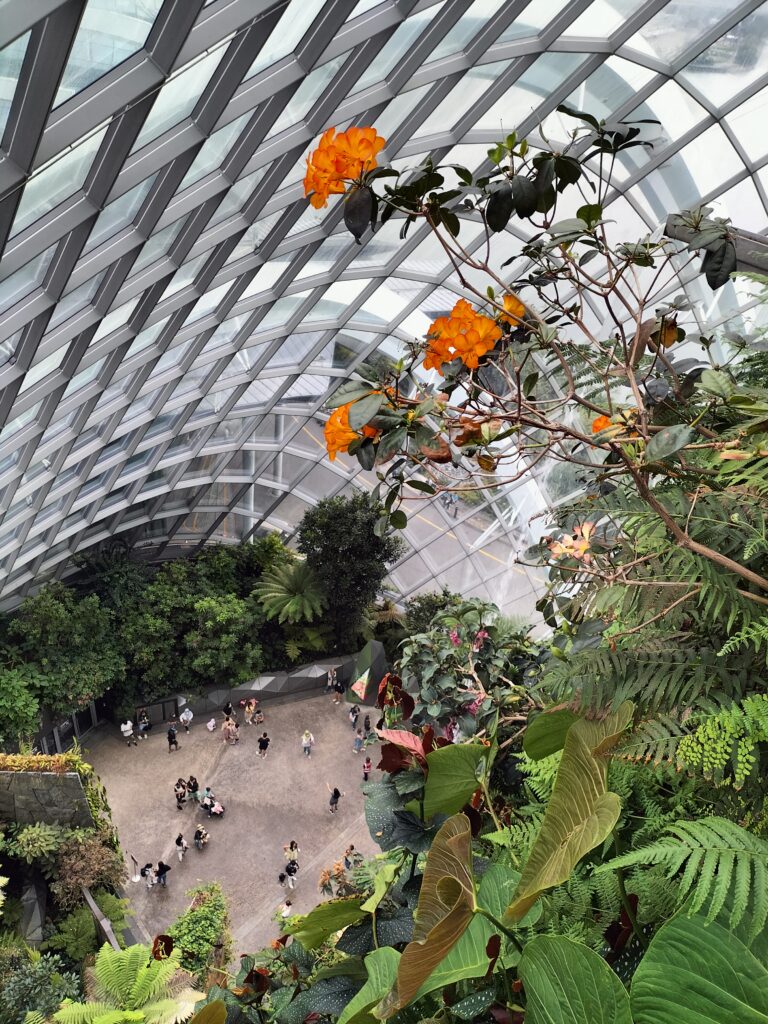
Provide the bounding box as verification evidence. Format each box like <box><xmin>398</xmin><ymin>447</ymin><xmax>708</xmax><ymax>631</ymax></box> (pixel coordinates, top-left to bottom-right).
<box><xmin>523</xmin><ymin>709</ymin><xmax>580</xmax><ymax>760</ymax></box>
<box><xmin>284</xmin><ymin>896</ymin><xmax>366</xmax><ymax>949</ymax></box>
<box><xmin>413</xmin><ymin>864</ymin><xmax>539</xmax><ymax>1000</ymax></box>
<box><xmin>376</xmin><ymin>815</ymin><xmax>475</xmax><ymax>1018</ymax></box>
<box><xmin>361</xmin><ymin>861</ymin><xmax>400</xmax><ymax>914</ymax></box>
<box><xmin>189</xmin><ymin>1003</ymin><xmax>228</xmax><ymax>1024</ymax></box>
<box><xmin>505</xmin><ymin>701</ymin><xmax>634</xmax><ymax>923</ymax></box>
<box><xmin>422</xmin><ymin>743</ymin><xmax>490</xmax><ymax>818</ymax></box>
<box><xmin>630</xmin><ymin>906</ymin><xmax>768</xmax><ymax>1024</ymax></box>
<box><xmin>337</xmin><ymin>949</ymin><xmax>401</xmax><ymax>1024</ymax></box>
<box><xmin>519</xmin><ymin>936</ymin><xmax>632</xmax><ymax>1024</ymax></box>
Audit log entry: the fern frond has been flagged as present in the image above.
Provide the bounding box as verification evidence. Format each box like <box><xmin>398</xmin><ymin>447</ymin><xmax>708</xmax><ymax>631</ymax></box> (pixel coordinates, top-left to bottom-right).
<box><xmin>597</xmin><ymin>816</ymin><xmax>768</xmax><ymax>937</ymax></box>
<box><xmin>53</xmin><ymin>1002</ymin><xmax>116</xmax><ymax>1024</ymax></box>
<box><xmin>253</xmin><ymin>561</ymin><xmax>327</xmax><ymax>624</ymax></box>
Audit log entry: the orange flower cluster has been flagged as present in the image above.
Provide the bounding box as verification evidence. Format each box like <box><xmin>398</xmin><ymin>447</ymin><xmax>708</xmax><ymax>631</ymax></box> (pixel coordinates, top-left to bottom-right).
<box><xmin>324</xmin><ymin>401</ymin><xmax>380</xmax><ymax>461</ymax></box>
<box><xmin>423</xmin><ymin>299</ymin><xmax>502</xmax><ymax>374</ymax></box>
<box><xmin>592</xmin><ymin>414</ymin><xmax>613</xmax><ymax>434</ymax></box>
<box><xmin>304</xmin><ymin>126</ymin><xmax>386</xmax><ymax>209</ymax></box>
<box><xmin>501</xmin><ymin>294</ymin><xmax>525</xmax><ymax>324</ymax></box>
<box><xmin>547</xmin><ymin>522</ymin><xmax>596</xmax><ymax>563</ymax></box>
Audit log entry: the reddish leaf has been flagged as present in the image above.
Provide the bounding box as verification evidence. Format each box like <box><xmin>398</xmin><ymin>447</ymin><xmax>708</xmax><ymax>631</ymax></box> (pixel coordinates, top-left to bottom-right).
<box><xmin>151</xmin><ymin>935</ymin><xmax>174</xmax><ymax>960</ymax></box>
<box><xmin>378</xmin><ymin>729</ymin><xmax>429</xmax><ymax>767</ymax></box>
<box><xmin>378</xmin><ymin>743</ymin><xmax>416</xmax><ymax>774</ymax></box>
<box><xmin>461</xmin><ymin>802</ymin><xmax>483</xmax><ymax>837</ymax></box>
<box><xmin>485</xmin><ymin>934</ymin><xmax>501</xmax><ymax>979</ymax></box>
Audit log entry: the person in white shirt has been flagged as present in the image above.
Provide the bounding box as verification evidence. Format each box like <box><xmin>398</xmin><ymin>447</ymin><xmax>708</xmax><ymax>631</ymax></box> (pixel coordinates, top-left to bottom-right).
<box><xmin>301</xmin><ymin>730</ymin><xmax>314</xmax><ymax>758</ymax></box>
<box><xmin>179</xmin><ymin>707</ymin><xmax>193</xmax><ymax>733</ymax></box>
<box><xmin>120</xmin><ymin>719</ymin><xmax>137</xmax><ymax>747</ymax></box>
<box><xmin>175</xmin><ymin>833</ymin><xmax>189</xmax><ymax>862</ymax></box>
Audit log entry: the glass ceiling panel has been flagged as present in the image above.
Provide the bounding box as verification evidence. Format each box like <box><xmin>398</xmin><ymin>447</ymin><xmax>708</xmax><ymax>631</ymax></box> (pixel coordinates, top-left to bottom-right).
<box><xmin>54</xmin><ymin>0</ymin><xmax>164</xmax><ymax>106</ymax></box>
<box><xmin>0</xmin><ymin>0</ymin><xmax>766</xmax><ymax>612</ymax></box>
<box><xmin>0</xmin><ymin>31</ymin><xmax>30</xmax><ymax>138</ymax></box>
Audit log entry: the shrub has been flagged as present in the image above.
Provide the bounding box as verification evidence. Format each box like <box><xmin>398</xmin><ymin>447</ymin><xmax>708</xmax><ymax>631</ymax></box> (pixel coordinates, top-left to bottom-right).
<box><xmin>3</xmin><ymin>823</ymin><xmax>66</xmax><ymax>874</ymax></box>
<box><xmin>0</xmin><ymin>668</ymin><xmax>41</xmax><ymax>750</ymax></box>
<box><xmin>0</xmin><ymin>952</ymin><xmax>81</xmax><ymax>1024</ymax></box>
<box><xmin>49</xmin><ymin>836</ymin><xmax>126</xmax><ymax>911</ymax></box>
<box><xmin>168</xmin><ymin>883</ymin><xmax>230</xmax><ymax>982</ymax></box>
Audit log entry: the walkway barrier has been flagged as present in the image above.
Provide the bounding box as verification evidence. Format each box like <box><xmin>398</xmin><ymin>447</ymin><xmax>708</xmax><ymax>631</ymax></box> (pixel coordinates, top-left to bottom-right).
<box><xmin>128</xmin><ymin>852</ymin><xmax>141</xmax><ymax>883</ymax></box>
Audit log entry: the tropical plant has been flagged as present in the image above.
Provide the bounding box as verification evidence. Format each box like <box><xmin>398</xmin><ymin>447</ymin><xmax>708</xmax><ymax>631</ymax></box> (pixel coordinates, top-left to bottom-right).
<box><xmin>168</xmin><ymin>885</ymin><xmax>230</xmax><ymax>984</ymax></box>
<box><xmin>3</xmin><ymin>822</ymin><xmax>67</xmax><ymax>873</ymax></box>
<box><xmin>42</xmin><ymin>892</ymin><xmax>129</xmax><ymax>963</ymax></box>
<box><xmin>52</xmin><ymin>943</ymin><xmax>203</xmax><ymax>1024</ymax></box>
<box><xmin>254</xmin><ymin>561</ymin><xmax>327</xmax><ymax>625</ymax></box>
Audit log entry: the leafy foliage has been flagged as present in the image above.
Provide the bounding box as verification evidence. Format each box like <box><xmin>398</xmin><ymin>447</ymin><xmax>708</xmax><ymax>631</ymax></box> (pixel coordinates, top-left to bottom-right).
<box><xmin>599</xmin><ymin>817</ymin><xmax>768</xmax><ymax>937</ymax></box>
<box><xmin>297</xmin><ymin>493</ymin><xmax>404</xmax><ymax>650</ymax></box>
<box><xmin>168</xmin><ymin>884</ymin><xmax>230</xmax><ymax>982</ymax></box>
<box><xmin>42</xmin><ymin>892</ymin><xmax>129</xmax><ymax>963</ymax></box>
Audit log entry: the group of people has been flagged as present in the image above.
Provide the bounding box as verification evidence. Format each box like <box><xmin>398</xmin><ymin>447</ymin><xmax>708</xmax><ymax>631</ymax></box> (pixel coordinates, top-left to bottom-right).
<box><xmin>131</xmin><ymin>674</ymin><xmax>374</xmax><ymax>908</ymax></box>
<box><xmin>173</xmin><ymin>775</ymin><xmax>225</xmax><ymax>817</ymax></box>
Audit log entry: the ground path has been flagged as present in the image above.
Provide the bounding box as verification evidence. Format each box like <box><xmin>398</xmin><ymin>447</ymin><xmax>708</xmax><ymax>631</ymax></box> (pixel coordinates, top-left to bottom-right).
<box><xmin>84</xmin><ymin>693</ymin><xmax>379</xmax><ymax>954</ymax></box>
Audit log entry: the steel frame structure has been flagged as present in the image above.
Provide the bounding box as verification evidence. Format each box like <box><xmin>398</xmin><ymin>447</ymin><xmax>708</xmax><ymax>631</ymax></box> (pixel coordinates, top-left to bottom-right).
<box><xmin>0</xmin><ymin>0</ymin><xmax>766</xmax><ymax>615</ymax></box>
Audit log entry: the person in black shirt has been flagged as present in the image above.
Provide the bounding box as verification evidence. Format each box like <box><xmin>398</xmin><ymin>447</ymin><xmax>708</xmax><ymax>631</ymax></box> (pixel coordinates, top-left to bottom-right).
<box><xmin>187</xmin><ymin>775</ymin><xmax>199</xmax><ymax>803</ymax></box>
<box><xmin>223</xmin><ymin>701</ymin><xmax>236</xmax><ymax>722</ymax></box>
<box><xmin>194</xmin><ymin>825</ymin><xmax>208</xmax><ymax>850</ymax></box>
<box><xmin>156</xmin><ymin>861</ymin><xmax>171</xmax><ymax>887</ymax></box>
<box><xmin>258</xmin><ymin>732</ymin><xmax>270</xmax><ymax>759</ymax></box>
<box><xmin>284</xmin><ymin>860</ymin><xmax>298</xmax><ymax>889</ymax></box>
<box><xmin>167</xmin><ymin>722</ymin><xmax>179</xmax><ymax>753</ymax></box>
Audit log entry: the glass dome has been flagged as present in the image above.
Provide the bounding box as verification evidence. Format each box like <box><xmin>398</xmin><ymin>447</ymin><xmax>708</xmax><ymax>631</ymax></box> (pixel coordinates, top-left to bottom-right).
<box><xmin>0</xmin><ymin>0</ymin><xmax>766</xmax><ymax>614</ymax></box>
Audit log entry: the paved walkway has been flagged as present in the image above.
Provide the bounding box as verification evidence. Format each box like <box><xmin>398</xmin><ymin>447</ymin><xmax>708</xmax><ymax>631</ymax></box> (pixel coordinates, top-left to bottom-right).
<box><xmin>83</xmin><ymin>694</ymin><xmax>379</xmax><ymax>953</ymax></box>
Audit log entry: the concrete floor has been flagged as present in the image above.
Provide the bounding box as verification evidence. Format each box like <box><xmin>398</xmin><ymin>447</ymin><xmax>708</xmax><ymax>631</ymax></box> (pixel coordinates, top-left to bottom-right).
<box><xmin>83</xmin><ymin>694</ymin><xmax>379</xmax><ymax>953</ymax></box>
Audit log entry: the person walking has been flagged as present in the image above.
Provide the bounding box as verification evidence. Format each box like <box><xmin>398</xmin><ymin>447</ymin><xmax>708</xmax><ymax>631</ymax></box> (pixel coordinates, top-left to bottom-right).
<box><xmin>327</xmin><ymin>784</ymin><xmax>345</xmax><ymax>814</ymax></box>
<box><xmin>284</xmin><ymin>860</ymin><xmax>298</xmax><ymax>890</ymax></box>
<box><xmin>222</xmin><ymin>719</ymin><xmax>236</xmax><ymax>745</ymax></box>
<box><xmin>284</xmin><ymin>840</ymin><xmax>300</xmax><ymax>863</ymax></box>
<box><xmin>244</xmin><ymin>698</ymin><xmax>256</xmax><ymax>726</ymax></box>
<box><xmin>363</xmin><ymin>714</ymin><xmax>371</xmax><ymax>736</ymax></box>
<box><xmin>167</xmin><ymin>722</ymin><xmax>179</xmax><ymax>753</ymax></box>
<box><xmin>174</xmin><ymin>778</ymin><xmax>187</xmax><ymax>810</ymax></box>
<box><xmin>301</xmin><ymin>729</ymin><xmax>314</xmax><ymax>758</ymax></box>
<box><xmin>121</xmin><ymin>719</ymin><xmax>137</xmax><ymax>747</ymax></box>
<box><xmin>279</xmin><ymin>899</ymin><xmax>293</xmax><ymax>920</ymax></box>
<box><xmin>258</xmin><ymin>732</ymin><xmax>270</xmax><ymax>759</ymax></box>
<box><xmin>137</xmin><ymin>708</ymin><xmax>151</xmax><ymax>739</ymax></box>
<box><xmin>362</xmin><ymin>756</ymin><xmax>372</xmax><ymax>782</ymax></box>
<box><xmin>253</xmin><ymin>700</ymin><xmax>264</xmax><ymax>725</ymax></box>
<box><xmin>201</xmin><ymin>786</ymin><xmax>214</xmax><ymax>803</ymax></box>
<box><xmin>333</xmin><ymin>678</ymin><xmax>345</xmax><ymax>705</ymax></box>
<box><xmin>179</xmin><ymin>707</ymin><xmax>193</xmax><ymax>733</ymax></box>
<box><xmin>141</xmin><ymin>862</ymin><xmax>155</xmax><ymax>889</ymax></box>
<box><xmin>326</xmin><ymin>666</ymin><xmax>335</xmax><ymax>697</ymax></box>
<box><xmin>349</xmin><ymin>705</ymin><xmax>360</xmax><ymax>730</ymax></box>
<box><xmin>352</xmin><ymin>729</ymin><xmax>364</xmax><ymax>755</ymax></box>
<box><xmin>155</xmin><ymin>861</ymin><xmax>171</xmax><ymax>887</ymax></box>
<box><xmin>223</xmin><ymin>700</ymin><xmax>236</xmax><ymax>722</ymax></box>
<box><xmin>194</xmin><ymin>825</ymin><xmax>209</xmax><ymax>850</ymax></box>
<box><xmin>344</xmin><ymin>844</ymin><xmax>356</xmax><ymax>870</ymax></box>
<box><xmin>278</xmin><ymin>872</ymin><xmax>287</xmax><ymax>889</ymax></box>
<box><xmin>187</xmin><ymin>775</ymin><xmax>200</xmax><ymax>803</ymax></box>
<box><xmin>175</xmin><ymin>834</ymin><xmax>189</xmax><ymax>862</ymax></box>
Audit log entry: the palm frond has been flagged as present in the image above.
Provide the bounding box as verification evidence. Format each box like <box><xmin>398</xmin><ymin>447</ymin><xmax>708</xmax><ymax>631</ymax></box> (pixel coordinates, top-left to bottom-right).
<box><xmin>253</xmin><ymin>561</ymin><xmax>327</xmax><ymax>624</ymax></box>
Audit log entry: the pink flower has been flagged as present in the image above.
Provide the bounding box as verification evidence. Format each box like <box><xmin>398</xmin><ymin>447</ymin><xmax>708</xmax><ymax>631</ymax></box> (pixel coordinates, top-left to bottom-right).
<box><xmin>466</xmin><ymin>697</ymin><xmax>483</xmax><ymax>716</ymax></box>
<box><xmin>449</xmin><ymin>629</ymin><xmax>461</xmax><ymax>646</ymax></box>
<box><xmin>472</xmin><ymin>629</ymin><xmax>489</xmax><ymax>652</ymax></box>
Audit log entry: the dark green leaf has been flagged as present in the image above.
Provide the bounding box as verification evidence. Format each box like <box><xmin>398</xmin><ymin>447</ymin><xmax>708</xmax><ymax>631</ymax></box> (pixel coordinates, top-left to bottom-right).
<box><xmin>645</xmin><ymin>425</ymin><xmax>694</xmax><ymax>462</ymax></box>
<box><xmin>389</xmin><ymin>510</ymin><xmax>408</xmax><ymax>530</ymax></box>
<box><xmin>511</xmin><ymin>174</ymin><xmax>538</xmax><ymax>217</ymax></box>
<box><xmin>349</xmin><ymin>393</ymin><xmax>385</xmax><ymax>430</ymax></box>
<box><xmin>523</xmin><ymin>709</ymin><xmax>580</xmax><ymax>760</ymax></box>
